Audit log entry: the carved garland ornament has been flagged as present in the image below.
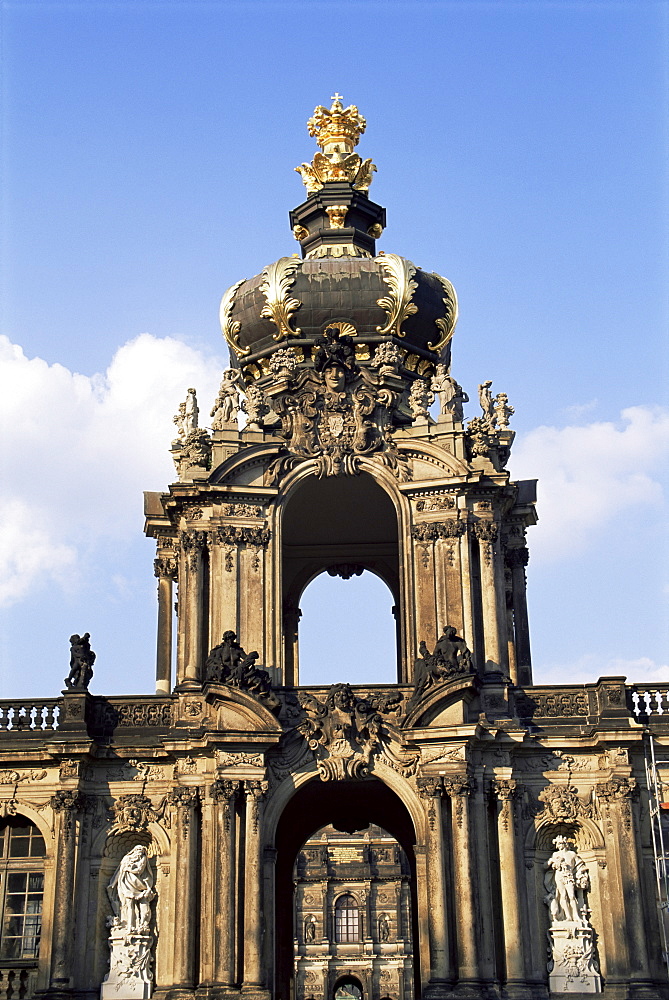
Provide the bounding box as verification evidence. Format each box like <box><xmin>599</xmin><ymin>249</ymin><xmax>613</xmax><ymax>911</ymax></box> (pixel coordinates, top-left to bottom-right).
<box><xmin>375</xmin><ymin>254</ymin><xmax>418</xmax><ymax>338</ymax></box>
<box><xmin>259</xmin><ymin>257</ymin><xmax>302</xmax><ymax>341</ymax></box>
<box><xmin>219</xmin><ymin>279</ymin><xmax>248</xmax><ymax>357</ymax></box>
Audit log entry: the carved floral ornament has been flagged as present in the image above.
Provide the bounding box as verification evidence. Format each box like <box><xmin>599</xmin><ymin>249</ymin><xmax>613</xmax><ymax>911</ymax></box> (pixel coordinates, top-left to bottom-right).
<box><xmin>260</xmin><ymin>257</ymin><xmax>302</xmax><ymax>341</ymax></box>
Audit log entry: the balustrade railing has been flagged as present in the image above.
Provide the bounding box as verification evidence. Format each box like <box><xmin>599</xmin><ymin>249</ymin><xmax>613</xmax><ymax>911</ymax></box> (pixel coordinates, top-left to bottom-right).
<box><xmin>0</xmin><ymin>964</ymin><xmax>38</xmax><ymax>1000</ymax></box>
<box><xmin>0</xmin><ymin>701</ymin><xmax>61</xmax><ymax>732</ymax></box>
<box><xmin>630</xmin><ymin>685</ymin><xmax>669</xmax><ymax>717</ymax></box>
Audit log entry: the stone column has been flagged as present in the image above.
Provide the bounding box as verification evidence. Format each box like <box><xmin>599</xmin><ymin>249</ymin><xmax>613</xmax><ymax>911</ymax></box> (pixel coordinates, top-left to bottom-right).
<box><xmin>472</xmin><ymin>520</ymin><xmax>505</xmax><ymax>676</ymax></box>
<box><xmin>181</xmin><ymin>530</ymin><xmax>207</xmax><ymax>687</ymax></box>
<box><xmin>154</xmin><ymin>551</ymin><xmax>177</xmax><ymax>695</ymax></box>
<box><xmin>417</xmin><ymin>777</ymin><xmax>453</xmax><ymax>990</ymax></box>
<box><xmin>443</xmin><ymin>775</ymin><xmax>478</xmax><ymax>985</ymax></box>
<box><xmin>169</xmin><ymin>787</ymin><xmax>200</xmax><ymax>987</ymax></box>
<box><xmin>506</xmin><ymin>546</ymin><xmax>531</xmax><ymax>686</ymax></box>
<box><xmin>471</xmin><ymin>766</ymin><xmax>495</xmax><ymax>985</ymax></box>
<box><xmin>211</xmin><ymin>779</ymin><xmax>240</xmax><ymax>985</ymax></box>
<box><xmin>598</xmin><ymin>777</ymin><xmax>652</xmax><ymax>989</ymax></box>
<box><xmin>243</xmin><ymin>780</ymin><xmax>268</xmax><ymax>989</ymax></box>
<box><xmin>49</xmin><ymin>791</ymin><xmax>83</xmax><ymax>989</ymax></box>
<box><xmin>493</xmin><ymin>778</ymin><xmax>525</xmax><ymax>991</ymax></box>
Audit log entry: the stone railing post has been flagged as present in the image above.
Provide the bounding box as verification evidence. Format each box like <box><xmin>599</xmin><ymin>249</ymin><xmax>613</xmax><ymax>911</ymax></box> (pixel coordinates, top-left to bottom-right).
<box><xmin>154</xmin><ymin>550</ymin><xmax>177</xmax><ymax>695</ymax></box>
<box><xmin>49</xmin><ymin>791</ymin><xmax>84</xmax><ymax>989</ymax></box>
<box><xmin>492</xmin><ymin>777</ymin><xmax>526</xmax><ymax>990</ymax></box>
<box><xmin>243</xmin><ymin>780</ymin><xmax>268</xmax><ymax>988</ymax></box>
<box><xmin>169</xmin><ymin>786</ymin><xmax>200</xmax><ymax>987</ymax></box>
<box><xmin>417</xmin><ymin>777</ymin><xmax>453</xmax><ymax>990</ymax></box>
<box><xmin>443</xmin><ymin>774</ymin><xmax>478</xmax><ymax>985</ymax></box>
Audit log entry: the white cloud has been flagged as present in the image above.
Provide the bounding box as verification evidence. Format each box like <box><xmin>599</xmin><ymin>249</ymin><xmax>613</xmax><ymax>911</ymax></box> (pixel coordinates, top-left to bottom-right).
<box><xmin>510</xmin><ymin>405</ymin><xmax>669</xmax><ymax>561</ymax></box>
<box><xmin>0</xmin><ymin>334</ymin><xmax>224</xmax><ymax>607</ymax></box>
<box><xmin>535</xmin><ymin>654</ymin><xmax>669</xmax><ymax>687</ymax></box>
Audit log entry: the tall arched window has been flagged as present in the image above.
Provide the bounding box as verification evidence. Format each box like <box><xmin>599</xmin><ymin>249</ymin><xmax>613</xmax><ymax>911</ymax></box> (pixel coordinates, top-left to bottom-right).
<box><xmin>0</xmin><ymin>819</ymin><xmax>45</xmax><ymax>959</ymax></box>
<box><xmin>334</xmin><ymin>894</ymin><xmax>359</xmax><ymax>943</ymax></box>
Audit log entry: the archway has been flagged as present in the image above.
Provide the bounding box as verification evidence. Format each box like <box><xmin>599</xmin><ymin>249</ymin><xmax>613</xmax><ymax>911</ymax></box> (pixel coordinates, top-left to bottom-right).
<box><xmin>298</xmin><ymin>571</ymin><xmax>397</xmax><ymax>685</ymax></box>
<box><xmin>281</xmin><ymin>473</ymin><xmax>400</xmax><ymax>685</ymax></box>
<box><xmin>274</xmin><ymin>777</ymin><xmax>419</xmax><ymax>1000</ymax></box>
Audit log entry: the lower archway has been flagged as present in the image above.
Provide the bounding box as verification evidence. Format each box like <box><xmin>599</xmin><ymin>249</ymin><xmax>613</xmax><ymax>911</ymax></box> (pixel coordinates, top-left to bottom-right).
<box><xmin>274</xmin><ymin>777</ymin><xmax>419</xmax><ymax>1000</ymax></box>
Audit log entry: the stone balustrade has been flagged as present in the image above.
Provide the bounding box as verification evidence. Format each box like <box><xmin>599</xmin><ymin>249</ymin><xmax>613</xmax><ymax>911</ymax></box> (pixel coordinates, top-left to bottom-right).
<box><xmin>0</xmin><ymin>700</ymin><xmax>61</xmax><ymax>732</ymax></box>
<box><xmin>629</xmin><ymin>684</ymin><xmax>669</xmax><ymax>717</ymax></box>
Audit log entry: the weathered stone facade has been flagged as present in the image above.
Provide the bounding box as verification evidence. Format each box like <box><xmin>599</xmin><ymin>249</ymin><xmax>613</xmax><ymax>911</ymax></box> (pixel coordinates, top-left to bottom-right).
<box><xmin>0</xmin><ymin>95</ymin><xmax>666</xmax><ymax>1000</ymax></box>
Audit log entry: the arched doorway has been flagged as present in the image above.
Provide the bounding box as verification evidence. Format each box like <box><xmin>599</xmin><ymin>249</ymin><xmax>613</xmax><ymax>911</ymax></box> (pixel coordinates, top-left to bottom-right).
<box><xmin>274</xmin><ymin>777</ymin><xmax>419</xmax><ymax>1000</ymax></box>
<box><xmin>281</xmin><ymin>473</ymin><xmax>401</xmax><ymax>685</ymax></box>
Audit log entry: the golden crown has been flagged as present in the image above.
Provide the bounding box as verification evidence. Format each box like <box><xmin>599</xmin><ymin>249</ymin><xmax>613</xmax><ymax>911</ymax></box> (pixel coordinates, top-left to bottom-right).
<box><xmin>307</xmin><ymin>94</ymin><xmax>367</xmax><ymax>150</ymax></box>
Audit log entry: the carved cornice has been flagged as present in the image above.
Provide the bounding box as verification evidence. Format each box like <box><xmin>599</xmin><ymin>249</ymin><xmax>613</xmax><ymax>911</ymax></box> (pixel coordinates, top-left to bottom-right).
<box><xmin>219</xmin><ymin>278</ymin><xmax>247</xmax><ymax>357</ymax></box>
<box><xmin>260</xmin><ymin>257</ymin><xmax>302</xmax><ymax>341</ymax></box>
<box><xmin>427</xmin><ymin>272</ymin><xmax>458</xmax><ymax>355</ymax></box>
<box><xmin>375</xmin><ymin>254</ymin><xmax>418</xmax><ymax>338</ymax></box>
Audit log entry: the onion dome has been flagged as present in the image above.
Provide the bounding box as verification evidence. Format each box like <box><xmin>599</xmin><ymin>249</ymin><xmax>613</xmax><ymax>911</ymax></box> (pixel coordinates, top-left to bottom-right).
<box><xmin>220</xmin><ymin>96</ymin><xmax>458</xmax><ymax>385</ymax></box>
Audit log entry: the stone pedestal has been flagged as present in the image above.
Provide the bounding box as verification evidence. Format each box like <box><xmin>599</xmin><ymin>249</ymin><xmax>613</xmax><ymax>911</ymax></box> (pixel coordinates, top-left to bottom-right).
<box><xmin>101</xmin><ymin>926</ymin><xmax>154</xmax><ymax>999</ymax></box>
<box><xmin>547</xmin><ymin>926</ymin><xmax>601</xmax><ymax>994</ymax></box>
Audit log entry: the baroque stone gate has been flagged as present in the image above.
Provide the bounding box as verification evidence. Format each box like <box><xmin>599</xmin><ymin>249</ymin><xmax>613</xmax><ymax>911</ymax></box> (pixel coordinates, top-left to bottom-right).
<box><xmin>0</xmin><ymin>97</ymin><xmax>667</xmax><ymax>1000</ymax></box>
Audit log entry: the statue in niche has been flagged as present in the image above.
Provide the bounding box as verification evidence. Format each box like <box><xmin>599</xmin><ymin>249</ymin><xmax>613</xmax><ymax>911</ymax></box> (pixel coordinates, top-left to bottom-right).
<box><xmin>543</xmin><ymin>835</ymin><xmax>601</xmax><ymax>993</ymax></box>
<box><xmin>412</xmin><ymin>625</ymin><xmax>473</xmax><ymax>700</ymax></box>
<box><xmin>379</xmin><ymin>912</ymin><xmax>391</xmax><ymax>942</ymax></box>
<box><xmin>107</xmin><ymin>845</ymin><xmax>155</xmax><ymax>932</ymax></box>
<box><xmin>64</xmin><ymin>633</ymin><xmax>95</xmax><ymax>690</ymax></box>
<box><xmin>102</xmin><ymin>845</ymin><xmax>156</xmax><ymax>999</ymax></box>
<box><xmin>211</xmin><ymin>368</ymin><xmax>242</xmax><ymax>427</ymax></box>
<box><xmin>304</xmin><ymin>914</ymin><xmax>316</xmax><ymax>942</ymax></box>
<box><xmin>544</xmin><ymin>835</ymin><xmax>590</xmax><ymax>926</ymax></box>
<box><xmin>204</xmin><ymin>631</ymin><xmax>280</xmax><ymax>713</ymax></box>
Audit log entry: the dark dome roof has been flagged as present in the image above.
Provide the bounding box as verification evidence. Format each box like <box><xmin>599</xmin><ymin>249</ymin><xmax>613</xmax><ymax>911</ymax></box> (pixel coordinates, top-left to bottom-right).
<box><xmin>221</xmin><ymin>252</ymin><xmax>457</xmax><ymax>381</ymax></box>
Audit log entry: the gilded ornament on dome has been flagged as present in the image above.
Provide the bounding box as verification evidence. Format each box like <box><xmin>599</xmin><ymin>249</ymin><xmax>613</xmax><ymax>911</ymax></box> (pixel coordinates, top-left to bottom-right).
<box><xmin>325</xmin><ymin>205</ymin><xmax>348</xmax><ymax>229</ymax></box>
<box><xmin>428</xmin><ymin>273</ymin><xmax>459</xmax><ymax>354</ymax></box>
<box><xmin>219</xmin><ymin>279</ymin><xmax>248</xmax><ymax>357</ymax></box>
<box><xmin>375</xmin><ymin>253</ymin><xmax>419</xmax><ymax>339</ymax></box>
<box><xmin>259</xmin><ymin>257</ymin><xmax>302</xmax><ymax>341</ymax></box>
<box><xmin>295</xmin><ymin>94</ymin><xmax>377</xmax><ymax>194</ymax></box>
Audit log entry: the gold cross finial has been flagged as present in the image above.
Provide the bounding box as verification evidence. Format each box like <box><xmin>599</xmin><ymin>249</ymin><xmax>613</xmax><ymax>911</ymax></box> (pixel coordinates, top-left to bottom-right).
<box><xmin>330</xmin><ymin>92</ymin><xmax>344</xmax><ymax>106</ymax></box>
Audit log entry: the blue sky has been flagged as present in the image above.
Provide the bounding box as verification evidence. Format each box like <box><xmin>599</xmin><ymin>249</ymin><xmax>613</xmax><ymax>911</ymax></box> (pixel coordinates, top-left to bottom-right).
<box><xmin>1</xmin><ymin>0</ymin><xmax>667</xmax><ymax>697</ymax></box>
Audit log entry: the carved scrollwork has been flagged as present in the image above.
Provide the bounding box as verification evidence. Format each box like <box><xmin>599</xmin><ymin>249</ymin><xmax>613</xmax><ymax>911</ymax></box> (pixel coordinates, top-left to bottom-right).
<box><xmin>297</xmin><ymin>684</ymin><xmax>405</xmax><ymax>782</ymax></box>
<box><xmin>427</xmin><ymin>272</ymin><xmax>459</xmax><ymax>354</ymax></box>
<box><xmin>219</xmin><ymin>279</ymin><xmax>248</xmax><ymax>357</ymax></box>
<box><xmin>375</xmin><ymin>254</ymin><xmax>418</xmax><ymax>338</ymax></box>
<box><xmin>260</xmin><ymin>257</ymin><xmax>302</xmax><ymax>341</ymax></box>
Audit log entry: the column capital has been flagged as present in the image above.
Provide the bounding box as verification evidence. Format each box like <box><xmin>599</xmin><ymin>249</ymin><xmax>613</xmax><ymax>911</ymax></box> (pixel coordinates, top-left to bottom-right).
<box><xmin>244</xmin><ymin>779</ymin><xmax>269</xmax><ymax>800</ymax></box>
<box><xmin>597</xmin><ymin>775</ymin><xmax>637</xmax><ymax>802</ymax></box>
<box><xmin>442</xmin><ymin>774</ymin><xmax>474</xmax><ymax>798</ymax></box>
<box><xmin>417</xmin><ymin>775</ymin><xmax>443</xmax><ymax>799</ymax></box>
<box><xmin>210</xmin><ymin>778</ymin><xmax>241</xmax><ymax>803</ymax></box>
<box><xmin>154</xmin><ymin>555</ymin><xmax>178</xmax><ymax>579</ymax></box>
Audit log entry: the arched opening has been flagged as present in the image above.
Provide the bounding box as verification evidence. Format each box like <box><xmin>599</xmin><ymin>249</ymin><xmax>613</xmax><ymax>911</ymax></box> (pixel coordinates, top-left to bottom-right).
<box><xmin>282</xmin><ymin>474</ymin><xmax>400</xmax><ymax>685</ymax></box>
<box><xmin>294</xmin><ymin>823</ymin><xmax>414</xmax><ymax>1000</ymax></box>
<box><xmin>298</xmin><ymin>572</ymin><xmax>397</xmax><ymax>685</ymax></box>
<box><xmin>274</xmin><ymin>777</ymin><xmax>419</xmax><ymax>1000</ymax></box>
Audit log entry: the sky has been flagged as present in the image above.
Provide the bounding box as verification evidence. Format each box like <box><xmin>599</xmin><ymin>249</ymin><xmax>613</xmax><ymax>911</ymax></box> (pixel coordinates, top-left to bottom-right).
<box><xmin>0</xmin><ymin>0</ymin><xmax>667</xmax><ymax>699</ymax></box>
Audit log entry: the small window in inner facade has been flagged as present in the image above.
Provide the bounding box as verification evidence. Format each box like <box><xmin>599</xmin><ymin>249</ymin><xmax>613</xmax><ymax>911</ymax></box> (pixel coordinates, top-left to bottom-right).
<box><xmin>0</xmin><ymin>821</ymin><xmax>46</xmax><ymax>960</ymax></box>
<box><xmin>335</xmin><ymin>894</ymin><xmax>359</xmax><ymax>943</ymax></box>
